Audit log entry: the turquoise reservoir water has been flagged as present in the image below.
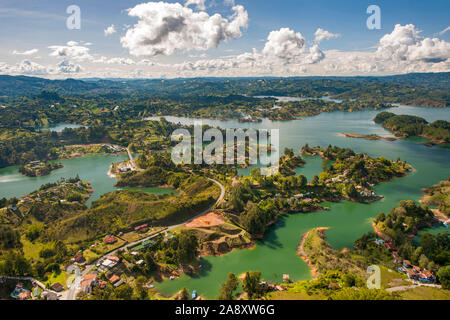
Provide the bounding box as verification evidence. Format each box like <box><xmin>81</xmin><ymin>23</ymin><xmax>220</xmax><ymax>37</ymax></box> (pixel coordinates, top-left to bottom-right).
<box><xmin>149</xmin><ymin>105</ymin><xmax>450</xmax><ymax>298</ymax></box>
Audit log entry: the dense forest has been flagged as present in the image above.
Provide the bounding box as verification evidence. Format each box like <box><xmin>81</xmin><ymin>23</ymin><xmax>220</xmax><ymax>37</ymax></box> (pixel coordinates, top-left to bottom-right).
<box><xmin>374</xmin><ymin>112</ymin><xmax>450</xmax><ymax>144</ymax></box>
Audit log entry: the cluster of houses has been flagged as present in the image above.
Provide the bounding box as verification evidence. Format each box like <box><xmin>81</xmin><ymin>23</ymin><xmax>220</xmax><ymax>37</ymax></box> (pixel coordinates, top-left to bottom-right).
<box><xmin>18</xmin><ymin>181</ymin><xmax>90</xmax><ymax>206</ymax></box>
<box><xmin>102</xmin><ymin>144</ymin><xmax>123</xmax><ymax>153</ymax></box>
<box><xmin>77</xmin><ymin>254</ymin><xmax>126</xmax><ymax>295</ymax></box>
<box><xmin>356</xmin><ymin>186</ymin><xmax>377</xmax><ymax>198</ymax></box>
<box><xmin>259</xmin><ymin>281</ymin><xmax>285</xmax><ymax>293</ymax></box>
<box><xmin>10</xmin><ymin>282</ymin><xmax>32</xmax><ymax>300</ymax></box>
<box><xmin>9</xmin><ymin>280</ymin><xmax>57</xmax><ymax>300</ymax></box>
<box><xmin>325</xmin><ymin>175</ymin><xmax>377</xmax><ymax>198</ymax></box>
<box><xmin>288</xmin><ymin>194</ymin><xmax>314</xmax><ymax>205</ymax></box>
<box><xmin>80</xmin><ymin>273</ymin><xmax>108</xmax><ymax>294</ymax></box>
<box><xmin>375</xmin><ymin>239</ymin><xmax>436</xmax><ymax>284</ymax></box>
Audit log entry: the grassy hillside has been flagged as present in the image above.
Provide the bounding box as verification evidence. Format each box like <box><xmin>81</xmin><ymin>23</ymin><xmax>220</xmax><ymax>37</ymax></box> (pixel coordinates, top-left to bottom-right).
<box><xmin>46</xmin><ymin>175</ymin><xmax>220</xmax><ymax>242</ymax></box>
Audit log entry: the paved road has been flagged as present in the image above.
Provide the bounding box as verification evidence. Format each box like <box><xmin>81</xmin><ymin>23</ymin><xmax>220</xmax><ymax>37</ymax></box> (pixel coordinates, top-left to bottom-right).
<box><xmin>63</xmin><ymin>176</ymin><xmax>226</xmax><ymax>300</ymax></box>
<box><xmin>126</xmin><ymin>147</ymin><xmax>137</xmax><ymax>171</ymax></box>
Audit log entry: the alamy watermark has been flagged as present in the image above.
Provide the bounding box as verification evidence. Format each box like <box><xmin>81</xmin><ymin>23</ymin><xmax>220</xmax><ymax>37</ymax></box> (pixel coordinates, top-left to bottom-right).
<box><xmin>366</xmin><ymin>265</ymin><xmax>381</xmax><ymax>289</ymax></box>
<box><xmin>171</xmin><ymin>121</ymin><xmax>280</xmax><ymax>176</ymax></box>
<box><xmin>66</xmin><ymin>5</ymin><xmax>81</xmax><ymax>30</ymax></box>
<box><xmin>366</xmin><ymin>5</ymin><xmax>381</xmax><ymax>30</ymax></box>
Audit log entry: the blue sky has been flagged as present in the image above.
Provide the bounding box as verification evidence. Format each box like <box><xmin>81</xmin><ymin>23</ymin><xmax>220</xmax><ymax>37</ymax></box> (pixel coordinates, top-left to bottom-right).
<box><xmin>0</xmin><ymin>0</ymin><xmax>449</xmax><ymax>78</ymax></box>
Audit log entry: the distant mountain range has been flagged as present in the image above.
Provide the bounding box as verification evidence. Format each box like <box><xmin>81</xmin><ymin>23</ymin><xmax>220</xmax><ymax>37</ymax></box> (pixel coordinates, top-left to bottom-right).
<box><xmin>0</xmin><ymin>72</ymin><xmax>448</xmax><ymax>97</ymax></box>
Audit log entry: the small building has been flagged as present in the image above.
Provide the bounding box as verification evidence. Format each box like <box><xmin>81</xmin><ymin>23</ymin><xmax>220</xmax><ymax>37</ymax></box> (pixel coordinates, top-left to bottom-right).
<box><xmin>107</xmin><ymin>255</ymin><xmax>120</xmax><ymax>262</ymax></box>
<box><xmin>18</xmin><ymin>290</ymin><xmax>32</xmax><ymax>300</ymax></box>
<box><xmin>73</xmin><ymin>253</ymin><xmax>86</xmax><ymax>263</ymax></box>
<box><xmin>104</xmin><ymin>235</ymin><xmax>118</xmax><ymax>245</ymax></box>
<box><xmin>403</xmin><ymin>260</ymin><xmax>413</xmax><ymax>268</ymax></box>
<box><xmin>97</xmin><ymin>281</ymin><xmax>107</xmax><ymax>290</ymax></box>
<box><xmin>42</xmin><ymin>290</ymin><xmax>58</xmax><ymax>300</ymax></box>
<box><xmin>136</xmin><ymin>260</ymin><xmax>145</xmax><ymax>266</ymax></box>
<box><xmin>113</xmin><ymin>279</ymin><xmax>125</xmax><ymax>288</ymax></box>
<box><xmin>109</xmin><ymin>275</ymin><xmax>120</xmax><ymax>284</ymax></box>
<box><xmin>135</xmin><ymin>224</ymin><xmax>149</xmax><ymax>233</ymax></box>
<box><xmin>81</xmin><ymin>274</ymin><xmax>98</xmax><ymax>294</ymax></box>
<box><xmin>407</xmin><ymin>269</ymin><xmax>418</xmax><ymax>280</ymax></box>
<box><xmin>101</xmin><ymin>259</ymin><xmax>117</xmax><ymax>270</ymax></box>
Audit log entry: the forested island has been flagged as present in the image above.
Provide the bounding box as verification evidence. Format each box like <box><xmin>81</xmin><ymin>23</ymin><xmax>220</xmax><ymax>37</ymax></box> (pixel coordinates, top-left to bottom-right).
<box><xmin>19</xmin><ymin>161</ymin><xmax>63</xmax><ymax>177</ymax></box>
<box><xmin>374</xmin><ymin>112</ymin><xmax>450</xmax><ymax>145</ymax></box>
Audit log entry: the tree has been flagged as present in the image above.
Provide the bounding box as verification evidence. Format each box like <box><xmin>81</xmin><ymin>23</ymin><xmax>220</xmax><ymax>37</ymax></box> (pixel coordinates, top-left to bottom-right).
<box><xmin>54</xmin><ymin>240</ymin><xmax>68</xmax><ymax>262</ymax></box>
<box><xmin>345</xmin><ymin>184</ymin><xmax>358</xmax><ymax>198</ymax></box>
<box><xmin>250</xmin><ymin>167</ymin><xmax>261</xmax><ymax>178</ymax></box>
<box><xmin>420</xmin><ymin>232</ymin><xmax>437</xmax><ymax>256</ymax></box>
<box><xmin>374</xmin><ymin>212</ymin><xmax>385</xmax><ymax>223</ymax></box>
<box><xmin>311</xmin><ymin>174</ymin><xmax>319</xmax><ymax>186</ymax></box>
<box><xmin>284</xmin><ymin>148</ymin><xmax>294</xmax><ymax>157</ymax></box>
<box><xmin>143</xmin><ymin>252</ymin><xmax>157</xmax><ymax>274</ymax></box>
<box><xmin>26</xmin><ymin>223</ymin><xmax>43</xmax><ymax>241</ymax></box>
<box><xmin>176</xmin><ymin>231</ymin><xmax>198</xmax><ymax>265</ymax></box>
<box><xmin>0</xmin><ymin>225</ymin><xmax>21</xmax><ymax>249</ymax></box>
<box><xmin>242</xmin><ymin>271</ymin><xmax>262</xmax><ymax>299</ymax></box>
<box><xmin>297</xmin><ymin>175</ymin><xmax>307</xmax><ymax>188</ymax></box>
<box><xmin>418</xmin><ymin>254</ymin><xmax>429</xmax><ymax>270</ymax></box>
<box><xmin>218</xmin><ymin>272</ymin><xmax>240</xmax><ymax>300</ymax></box>
<box><xmin>113</xmin><ymin>283</ymin><xmax>133</xmax><ymax>300</ymax></box>
<box><xmin>179</xmin><ymin>287</ymin><xmax>190</xmax><ymax>300</ymax></box>
<box><xmin>134</xmin><ymin>276</ymin><xmax>148</xmax><ymax>300</ymax></box>
<box><xmin>0</xmin><ymin>252</ymin><xmax>32</xmax><ymax>276</ymax></box>
<box><xmin>437</xmin><ymin>265</ymin><xmax>450</xmax><ymax>290</ymax></box>
<box><xmin>354</xmin><ymin>232</ymin><xmax>376</xmax><ymax>251</ymax></box>
<box><xmin>322</xmin><ymin>158</ymin><xmax>328</xmax><ymax>171</ymax></box>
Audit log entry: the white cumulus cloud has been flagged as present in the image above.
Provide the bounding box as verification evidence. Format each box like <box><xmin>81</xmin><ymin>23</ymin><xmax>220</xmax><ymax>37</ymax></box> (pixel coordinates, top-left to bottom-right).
<box><xmin>262</xmin><ymin>28</ymin><xmax>324</xmax><ymax>65</ymax></box>
<box><xmin>262</xmin><ymin>28</ymin><xmax>307</xmax><ymax>64</ymax></box>
<box><xmin>120</xmin><ymin>2</ymin><xmax>248</xmax><ymax>56</ymax></box>
<box><xmin>104</xmin><ymin>24</ymin><xmax>117</xmax><ymax>36</ymax></box>
<box><xmin>0</xmin><ymin>60</ymin><xmax>48</xmax><ymax>75</ymax></box>
<box><xmin>12</xmin><ymin>48</ymin><xmax>39</xmax><ymax>56</ymax></box>
<box><xmin>184</xmin><ymin>0</ymin><xmax>206</xmax><ymax>10</ymax></box>
<box><xmin>376</xmin><ymin>24</ymin><xmax>450</xmax><ymax>63</ymax></box>
<box><xmin>53</xmin><ymin>60</ymin><xmax>83</xmax><ymax>74</ymax></box>
<box><xmin>314</xmin><ymin>28</ymin><xmax>340</xmax><ymax>43</ymax></box>
<box><xmin>49</xmin><ymin>41</ymin><xmax>92</xmax><ymax>61</ymax></box>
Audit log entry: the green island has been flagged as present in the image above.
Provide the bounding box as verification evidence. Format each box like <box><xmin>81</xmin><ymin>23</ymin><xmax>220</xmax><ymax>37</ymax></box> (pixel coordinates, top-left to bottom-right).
<box><xmin>339</xmin><ymin>133</ymin><xmax>398</xmax><ymax>141</ymax></box>
<box><xmin>0</xmin><ymin>73</ymin><xmax>449</xmax><ymax>301</ymax></box>
<box><xmin>19</xmin><ymin>161</ymin><xmax>63</xmax><ymax>177</ymax></box>
<box><xmin>373</xmin><ymin>112</ymin><xmax>450</xmax><ymax>146</ymax></box>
